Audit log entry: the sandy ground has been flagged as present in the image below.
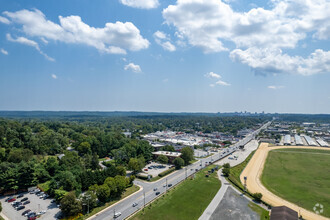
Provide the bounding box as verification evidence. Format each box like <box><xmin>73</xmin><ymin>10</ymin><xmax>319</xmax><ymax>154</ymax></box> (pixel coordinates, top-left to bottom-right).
<box><xmin>240</xmin><ymin>143</ymin><xmax>330</xmax><ymax>220</ymax></box>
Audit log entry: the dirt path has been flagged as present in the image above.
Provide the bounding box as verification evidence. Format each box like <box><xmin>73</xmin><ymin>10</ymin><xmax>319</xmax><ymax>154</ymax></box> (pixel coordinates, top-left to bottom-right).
<box><xmin>240</xmin><ymin>143</ymin><xmax>330</xmax><ymax>220</ymax></box>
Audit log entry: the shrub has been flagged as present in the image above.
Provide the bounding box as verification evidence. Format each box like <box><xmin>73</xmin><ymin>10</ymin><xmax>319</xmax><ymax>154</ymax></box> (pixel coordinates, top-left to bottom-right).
<box><xmin>158</xmin><ymin>167</ymin><xmax>175</xmax><ymax>177</ymax></box>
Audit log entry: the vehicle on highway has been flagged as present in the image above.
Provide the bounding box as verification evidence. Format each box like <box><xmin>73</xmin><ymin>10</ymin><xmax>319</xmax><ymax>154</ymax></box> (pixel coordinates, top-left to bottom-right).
<box><xmin>132</xmin><ymin>202</ymin><xmax>138</xmax><ymax>207</ymax></box>
<box><xmin>153</xmin><ymin>187</ymin><xmax>157</xmax><ymax>191</ymax></box>
<box><xmin>114</xmin><ymin>212</ymin><xmax>121</xmax><ymax>218</ymax></box>
<box><xmin>168</xmin><ymin>184</ymin><xmax>172</xmax><ymax>187</ymax></box>
<box><xmin>23</xmin><ymin>200</ymin><xmax>30</xmax><ymax>205</ymax></box>
<box><xmin>163</xmin><ymin>184</ymin><xmax>166</xmax><ymax>187</ymax></box>
<box><xmin>22</xmin><ymin>209</ymin><xmax>31</xmax><ymax>216</ymax></box>
<box><xmin>16</xmin><ymin>205</ymin><xmax>25</xmax><ymax>211</ymax></box>
<box><xmin>155</xmin><ymin>192</ymin><xmax>160</xmax><ymax>195</ymax></box>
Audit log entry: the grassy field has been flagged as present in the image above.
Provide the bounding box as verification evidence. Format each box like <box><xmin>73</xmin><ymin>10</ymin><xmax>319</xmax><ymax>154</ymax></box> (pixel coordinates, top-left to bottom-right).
<box><xmin>131</xmin><ymin>165</ymin><xmax>221</xmax><ymax>220</ymax></box>
<box><xmin>228</xmin><ymin>151</ymin><xmax>255</xmax><ymax>189</ymax></box>
<box><xmin>261</xmin><ymin>148</ymin><xmax>330</xmax><ymax>218</ymax></box>
<box><xmin>248</xmin><ymin>202</ymin><xmax>270</xmax><ymax>220</ymax></box>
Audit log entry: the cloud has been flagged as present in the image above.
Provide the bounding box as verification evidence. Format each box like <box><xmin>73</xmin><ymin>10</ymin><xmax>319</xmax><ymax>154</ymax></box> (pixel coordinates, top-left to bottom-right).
<box><xmin>3</xmin><ymin>9</ymin><xmax>149</xmax><ymax>55</ymax></box>
<box><xmin>205</xmin><ymin>72</ymin><xmax>221</xmax><ymax>79</ymax></box>
<box><xmin>6</xmin><ymin>33</ymin><xmax>55</xmax><ymax>61</ymax></box>
<box><xmin>124</xmin><ymin>63</ymin><xmax>142</xmax><ymax>73</ymax></box>
<box><xmin>0</xmin><ymin>16</ymin><xmax>10</xmax><ymax>24</ymax></box>
<box><xmin>51</xmin><ymin>74</ymin><xmax>57</xmax><ymax>79</ymax></box>
<box><xmin>230</xmin><ymin>48</ymin><xmax>330</xmax><ymax>76</ymax></box>
<box><xmin>1</xmin><ymin>48</ymin><xmax>8</xmax><ymax>55</ymax></box>
<box><xmin>153</xmin><ymin>31</ymin><xmax>176</xmax><ymax>52</ymax></box>
<box><xmin>163</xmin><ymin>78</ymin><xmax>169</xmax><ymax>83</ymax></box>
<box><xmin>215</xmin><ymin>80</ymin><xmax>231</xmax><ymax>86</ymax></box>
<box><xmin>268</xmin><ymin>85</ymin><xmax>284</xmax><ymax>90</ymax></box>
<box><xmin>119</xmin><ymin>0</ymin><xmax>159</xmax><ymax>9</ymax></box>
<box><xmin>163</xmin><ymin>0</ymin><xmax>330</xmax><ymax>75</ymax></box>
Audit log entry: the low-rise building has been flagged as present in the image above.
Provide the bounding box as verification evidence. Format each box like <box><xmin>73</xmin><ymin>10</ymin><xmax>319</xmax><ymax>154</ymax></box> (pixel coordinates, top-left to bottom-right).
<box><xmin>152</xmin><ymin>151</ymin><xmax>182</xmax><ymax>163</ymax></box>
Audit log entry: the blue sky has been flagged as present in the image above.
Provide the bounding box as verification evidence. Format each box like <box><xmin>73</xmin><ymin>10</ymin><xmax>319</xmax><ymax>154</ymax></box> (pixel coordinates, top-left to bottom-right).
<box><xmin>0</xmin><ymin>0</ymin><xmax>330</xmax><ymax>113</ymax></box>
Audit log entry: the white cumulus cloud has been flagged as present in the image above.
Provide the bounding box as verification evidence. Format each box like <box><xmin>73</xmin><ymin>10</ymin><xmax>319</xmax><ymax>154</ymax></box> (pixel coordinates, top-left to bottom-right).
<box><xmin>119</xmin><ymin>0</ymin><xmax>159</xmax><ymax>9</ymax></box>
<box><xmin>0</xmin><ymin>16</ymin><xmax>10</xmax><ymax>24</ymax></box>
<box><xmin>6</xmin><ymin>33</ymin><xmax>54</xmax><ymax>61</ymax></box>
<box><xmin>215</xmin><ymin>80</ymin><xmax>231</xmax><ymax>86</ymax></box>
<box><xmin>124</xmin><ymin>63</ymin><xmax>142</xmax><ymax>73</ymax></box>
<box><xmin>3</xmin><ymin>9</ymin><xmax>149</xmax><ymax>55</ymax></box>
<box><xmin>163</xmin><ymin>0</ymin><xmax>330</xmax><ymax>75</ymax></box>
<box><xmin>153</xmin><ymin>31</ymin><xmax>176</xmax><ymax>52</ymax></box>
<box><xmin>205</xmin><ymin>72</ymin><xmax>221</xmax><ymax>79</ymax></box>
<box><xmin>1</xmin><ymin>48</ymin><xmax>8</xmax><ymax>55</ymax></box>
<box><xmin>51</xmin><ymin>74</ymin><xmax>57</xmax><ymax>79</ymax></box>
<box><xmin>268</xmin><ymin>85</ymin><xmax>284</xmax><ymax>90</ymax></box>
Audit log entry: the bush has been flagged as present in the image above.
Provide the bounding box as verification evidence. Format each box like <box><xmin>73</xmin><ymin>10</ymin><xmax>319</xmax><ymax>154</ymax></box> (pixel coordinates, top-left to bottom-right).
<box><xmin>223</xmin><ymin>163</ymin><xmax>230</xmax><ymax>169</ymax></box>
<box><xmin>136</xmin><ymin>174</ymin><xmax>149</xmax><ymax>180</ymax></box>
<box><xmin>252</xmin><ymin>192</ymin><xmax>263</xmax><ymax>202</ymax></box>
<box><xmin>158</xmin><ymin>167</ymin><xmax>175</xmax><ymax>177</ymax></box>
<box><xmin>222</xmin><ymin>167</ymin><xmax>230</xmax><ymax>177</ymax></box>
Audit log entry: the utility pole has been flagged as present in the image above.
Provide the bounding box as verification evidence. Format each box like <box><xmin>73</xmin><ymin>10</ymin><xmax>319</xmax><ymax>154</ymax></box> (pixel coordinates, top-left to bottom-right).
<box><xmin>143</xmin><ymin>191</ymin><xmax>146</xmax><ymax>209</ymax></box>
<box><xmin>113</xmin><ymin>208</ymin><xmax>115</xmax><ymax>218</ymax></box>
<box><xmin>185</xmin><ymin>167</ymin><xmax>187</xmax><ymax>179</ymax></box>
<box><xmin>166</xmin><ymin>178</ymin><xmax>168</xmax><ymax>193</ymax></box>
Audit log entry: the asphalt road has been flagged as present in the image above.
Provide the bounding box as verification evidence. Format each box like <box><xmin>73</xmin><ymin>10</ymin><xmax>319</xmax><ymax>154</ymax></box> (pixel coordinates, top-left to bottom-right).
<box><xmin>89</xmin><ymin>121</ymin><xmax>271</xmax><ymax>220</ymax></box>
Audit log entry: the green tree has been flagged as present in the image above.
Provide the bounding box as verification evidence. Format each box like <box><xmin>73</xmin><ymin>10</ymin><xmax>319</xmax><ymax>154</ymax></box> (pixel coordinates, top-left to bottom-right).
<box><xmin>223</xmin><ymin>163</ymin><xmax>230</xmax><ymax>169</ymax></box>
<box><xmin>55</xmin><ymin>171</ymin><xmax>80</xmax><ymax>191</ymax></box>
<box><xmin>181</xmin><ymin>147</ymin><xmax>194</xmax><ymax>165</ymax></box>
<box><xmin>156</xmin><ymin>155</ymin><xmax>168</xmax><ymax>164</ymax></box>
<box><xmin>0</xmin><ymin>201</ymin><xmax>2</xmax><ymax>213</ymax></box>
<box><xmin>54</xmin><ymin>189</ymin><xmax>67</xmax><ymax>201</ymax></box>
<box><xmin>0</xmin><ymin>147</ymin><xmax>5</xmax><ymax>162</ymax></box>
<box><xmin>80</xmin><ymin>190</ymin><xmax>97</xmax><ymax>214</ymax></box>
<box><xmin>77</xmin><ymin>142</ymin><xmax>92</xmax><ymax>155</ymax></box>
<box><xmin>222</xmin><ymin>167</ymin><xmax>230</xmax><ymax>177</ymax></box>
<box><xmin>128</xmin><ymin>158</ymin><xmax>142</xmax><ymax>174</ymax></box>
<box><xmin>252</xmin><ymin>192</ymin><xmax>263</xmax><ymax>202</ymax></box>
<box><xmin>173</xmin><ymin>157</ymin><xmax>184</xmax><ymax>170</ymax></box>
<box><xmin>96</xmin><ymin>184</ymin><xmax>110</xmax><ymax>203</ymax></box>
<box><xmin>60</xmin><ymin>191</ymin><xmax>82</xmax><ymax>217</ymax></box>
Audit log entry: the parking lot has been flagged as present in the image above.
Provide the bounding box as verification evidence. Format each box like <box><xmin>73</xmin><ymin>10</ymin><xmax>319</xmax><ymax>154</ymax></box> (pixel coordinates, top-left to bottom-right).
<box><xmin>142</xmin><ymin>162</ymin><xmax>171</xmax><ymax>177</ymax></box>
<box><xmin>0</xmin><ymin>190</ymin><xmax>61</xmax><ymax>220</ymax></box>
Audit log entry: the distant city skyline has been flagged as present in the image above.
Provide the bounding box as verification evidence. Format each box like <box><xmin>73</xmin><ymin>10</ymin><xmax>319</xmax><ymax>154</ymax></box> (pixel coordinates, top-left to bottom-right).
<box><xmin>0</xmin><ymin>0</ymin><xmax>330</xmax><ymax>113</ymax></box>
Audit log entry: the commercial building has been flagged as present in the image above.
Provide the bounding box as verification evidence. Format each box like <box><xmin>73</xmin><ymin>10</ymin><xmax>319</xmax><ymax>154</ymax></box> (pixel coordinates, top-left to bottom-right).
<box><xmin>152</xmin><ymin>151</ymin><xmax>182</xmax><ymax>163</ymax></box>
<box><xmin>270</xmin><ymin>206</ymin><xmax>298</xmax><ymax>220</ymax></box>
<box><xmin>316</xmin><ymin>138</ymin><xmax>329</xmax><ymax>147</ymax></box>
<box><xmin>294</xmin><ymin>135</ymin><xmax>303</xmax><ymax>146</ymax></box>
<box><xmin>302</xmin><ymin>135</ymin><xmax>317</xmax><ymax>146</ymax></box>
<box><xmin>284</xmin><ymin>135</ymin><xmax>291</xmax><ymax>145</ymax></box>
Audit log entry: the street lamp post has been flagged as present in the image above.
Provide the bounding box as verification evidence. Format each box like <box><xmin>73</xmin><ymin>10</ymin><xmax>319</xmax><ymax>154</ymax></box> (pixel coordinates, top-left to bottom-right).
<box><xmin>143</xmin><ymin>191</ymin><xmax>146</xmax><ymax>209</ymax></box>
<box><xmin>185</xmin><ymin>167</ymin><xmax>187</xmax><ymax>179</ymax></box>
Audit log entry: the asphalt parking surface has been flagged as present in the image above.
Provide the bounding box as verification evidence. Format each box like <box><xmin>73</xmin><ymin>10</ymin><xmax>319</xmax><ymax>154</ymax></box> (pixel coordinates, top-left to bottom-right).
<box><xmin>0</xmin><ymin>192</ymin><xmax>61</xmax><ymax>220</ymax></box>
<box><xmin>210</xmin><ymin>187</ymin><xmax>260</xmax><ymax>220</ymax></box>
<box><xmin>142</xmin><ymin>162</ymin><xmax>171</xmax><ymax>177</ymax></box>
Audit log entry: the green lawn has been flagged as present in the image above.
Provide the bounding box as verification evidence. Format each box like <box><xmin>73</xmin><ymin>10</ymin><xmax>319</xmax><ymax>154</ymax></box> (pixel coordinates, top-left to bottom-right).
<box><xmin>248</xmin><ymin>202</ymin><xmax>270</xmax><ymax>220</ymax></box>
<box><xmin>131</xmin><ymin>165</ymin><xmax>221</xmax><ymax>220</ymax></box>
<box><xmin>228</xmin><ymin>151</ymin><xmax>255</xmax><ymax>189</ymax></box>
<box><xmin>261</xmin><ymin>148</ymin><xmax>330</xmax><ymax>218</ymax></box>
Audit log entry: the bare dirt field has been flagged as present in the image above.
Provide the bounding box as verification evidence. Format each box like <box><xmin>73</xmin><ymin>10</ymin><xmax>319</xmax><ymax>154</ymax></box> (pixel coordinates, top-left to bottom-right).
<box><xmin>240</xmin><ymin>143</ymin><xmax>330</xmax><ymax>220</ymax></box>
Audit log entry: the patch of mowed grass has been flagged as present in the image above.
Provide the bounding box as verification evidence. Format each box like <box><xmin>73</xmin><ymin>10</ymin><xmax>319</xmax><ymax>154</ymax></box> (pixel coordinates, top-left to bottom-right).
<box><xmin>248</xmin><ymin>202</ymin><xmax>270</xmax><ymax>220</ymax></box>
<box><xmin>131</xmin><ymin>165</ymin><xmax>221</xmax><ymax>220</ymax></box>
<box><xmin>261</xmin><ymin>148</ymin><xmax>330</xmax><ymax>218</ymax></box>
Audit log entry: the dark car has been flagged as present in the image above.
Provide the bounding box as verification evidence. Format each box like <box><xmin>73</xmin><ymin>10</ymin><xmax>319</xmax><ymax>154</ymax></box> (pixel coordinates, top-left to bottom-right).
<box><xmin>21</xmin><ymin>197</ymin><xmax>28</xmax><ymax>202</ymax></box>
<box><xmin>12</xmin><ymin>202</ymin><xmax>22</xmax><ymax>207</ymax></box>
<box><xmin>22</xmin><ymin>209</ymin><xmax>31</xmax><ymax>216</ymax></box>
<box><xmin>23</xmin><ymin>200</ymin><xmax>30</xmax><ymax>205</ymax></box>
<box><xmin>17</xmin><ymin>194</ymin><xmax>24</xmax><ymax>198</ymax></box>
<box><xmin>27</xmin><ymin>212</ymin><xmax>36</xmax><ymax>217</ymax></box>
<box><xmin>16</xmin><ymin>205</ymin><xmax>25</xmax><ymax>211</ymax></box>
<box><xmin>155</xmin><ymin>192</ymin><xmax>160</xmax><ymax>195</ymax></box>
<box><xmin>168</xmin><ymin>184</ymin><xmax>172</xmax><ymax>187</ymax></box>
<box><xmin>5</xmin><ymin>197</ymin><xmax>14</xmax><ymax>202</ymax></box>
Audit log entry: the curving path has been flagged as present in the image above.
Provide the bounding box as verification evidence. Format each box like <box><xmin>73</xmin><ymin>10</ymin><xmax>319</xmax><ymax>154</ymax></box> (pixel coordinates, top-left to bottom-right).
<box><xmin>240</xmin><ymin>143</ymin><xmax>330</xmax><ymax>220</ymax></box>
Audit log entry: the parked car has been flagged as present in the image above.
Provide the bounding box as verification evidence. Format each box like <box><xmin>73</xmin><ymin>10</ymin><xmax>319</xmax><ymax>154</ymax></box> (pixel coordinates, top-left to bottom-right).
<box><xmin>17</xmin><ymin>194</ymin><xmax>24</xmax><ymax>198</ymax></box>
<box><xmin>153</xmin><ymin>188</ymin><xmax>157</xmax><ymax>191</ymax></box>
<box><xmin>12</xmin><ymin>201</ymin><xmax>22</xmax><ymax>207</ymax></box>
<box><xmin>8</xmin><ymin>198</ymin><xmax>16</xmax><ymax>203</ymax></box>
<box><xmin>5</xmin><ymin>197</ymin><xmax>14</xmax><ymax>202</ymax></box>
<box><xmin>22</xmin><ymin>209</ymin><xmax>31</xmax><ymax>216</ymax></box>
<box><xmin>21</xmin><ymin>197</ymin><xmax>28</xmax><ymax>202</ymax></box>
<box><xmin>155</xmin><ymin>192</ymin><xmax>160</xmax><ymax>195</ymax></box>
<box><xmin>16</xmin><ymin>205</ymin><xmax>25</xmax><ymax>211</ymax></box>
<box><xmin>114</xmin><ymin>212</ymin><xmax>121</xmax><ymax>218</ymax></box>
<box><xmin>132</xmin><ymin>202</ymin><xmax>138</xmax><ymax>207</ymax></box>
<box><xmin>37</xmin><ymin>210</ymin><xmax>46</xmax><ymax>215</ymax></box>
<box><xmin>27</xmin><ymin>212</ymin><xmax>36</xmax><ymax>217</ymax></box>
<box><xmin>43</xmin><ymin>194</ymin><xmax>49</xmax><ymax>199</ymax></box>
<box><xmin>23</xmin><ymin>200</ymin><xmax>30</xmax><ymax>205</ymax></box>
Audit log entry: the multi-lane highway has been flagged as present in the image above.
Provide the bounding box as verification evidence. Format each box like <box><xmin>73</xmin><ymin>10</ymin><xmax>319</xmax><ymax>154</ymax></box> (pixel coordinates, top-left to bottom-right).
<box><xmin>90</xmin><ymin>121</ymin><xmax>271</xmax><ymax>220</ymax></box>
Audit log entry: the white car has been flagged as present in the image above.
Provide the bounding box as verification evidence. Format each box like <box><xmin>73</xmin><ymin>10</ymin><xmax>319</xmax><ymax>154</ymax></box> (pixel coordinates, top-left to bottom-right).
<box><xmin>37</xmin><ymin>210</ymin><xmax>46</xmax><ymax>215</ymax></box>
<box><xmin>114</xmin><ymin>212</ymin><xmax>121</xmax><ymax>218</ymax></box>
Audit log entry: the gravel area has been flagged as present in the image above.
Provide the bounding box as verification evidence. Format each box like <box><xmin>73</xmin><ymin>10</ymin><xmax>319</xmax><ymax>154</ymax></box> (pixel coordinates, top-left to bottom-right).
<box><xmin>210</xmin><ymin>187</ymin><xmax>260</xmax><ymax>220</ymax></box>
<box><xmin>0</xmin><ymin>192</ymin><xmax>61</xmax><ymax>220</ymax></box>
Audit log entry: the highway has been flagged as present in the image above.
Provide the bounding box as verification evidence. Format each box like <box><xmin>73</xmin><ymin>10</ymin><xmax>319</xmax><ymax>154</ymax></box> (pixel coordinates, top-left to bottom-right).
<box><xmin>90</xmin><ymin>121</ymin><xmax>271</xmax><ymax>220</ymax></box>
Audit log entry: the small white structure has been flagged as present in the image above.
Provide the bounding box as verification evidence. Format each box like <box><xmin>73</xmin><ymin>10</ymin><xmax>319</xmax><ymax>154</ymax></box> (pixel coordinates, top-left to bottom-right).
<box><xmin>316</xmin><ymin>138</ymin><xmax>329</xmax><ymax>147</ymax></box>
<box><xmin>294</xmin><ymin>135</ymin><xmax>303</xmax><ymax>146</ymax></box>
<box><xmin>284</xmin><ymin>135</ymin><xmax>291</xmax><ymax>145</ymax></box>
